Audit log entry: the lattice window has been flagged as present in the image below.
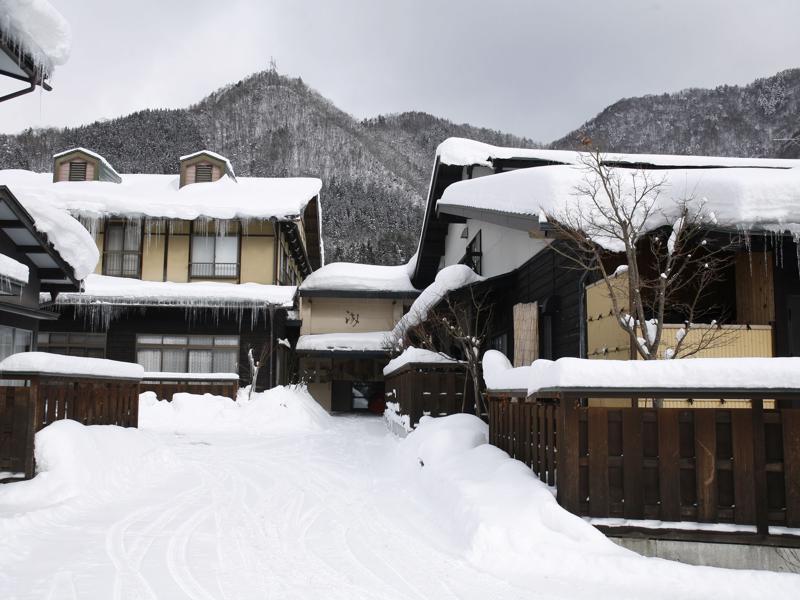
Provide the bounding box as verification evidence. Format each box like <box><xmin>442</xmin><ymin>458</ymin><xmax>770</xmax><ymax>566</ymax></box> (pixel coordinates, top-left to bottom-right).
<box><xmin>195</xmin><ymin>164</ymin><xmax>213</xmax><ymax>183</ymax></box>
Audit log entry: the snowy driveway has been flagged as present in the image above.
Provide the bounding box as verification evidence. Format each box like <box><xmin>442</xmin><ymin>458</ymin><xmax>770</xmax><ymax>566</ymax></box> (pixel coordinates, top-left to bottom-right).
<box><xmin>0</xmin><ymin>416</ymin><xmax>546</xmax><ymax>600</ymax></box>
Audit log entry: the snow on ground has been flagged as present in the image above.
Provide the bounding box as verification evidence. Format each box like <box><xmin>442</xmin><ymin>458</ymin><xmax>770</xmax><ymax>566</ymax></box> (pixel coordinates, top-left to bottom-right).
<box><xmin>1</xmin><ymin>389</ymin><xmax>798</xmax><ymax>599</ymax></box>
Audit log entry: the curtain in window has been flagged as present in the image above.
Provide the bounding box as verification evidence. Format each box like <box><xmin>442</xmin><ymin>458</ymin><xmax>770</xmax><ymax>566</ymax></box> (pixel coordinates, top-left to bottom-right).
<box><xmin>213</xmin><ymin>350</ymin><xmax>238</xmax><ymax>373</ymax></box>
<box><xmin>137</xmin><ymin>349</ymin><xmax>161</xmax><ymax>372</ymax></box>
<box><xmin>161</xmin><ymin>349</ymin><xmax>185</xmax><ymax>372</ymax></box>
<box><xmin>192</xmin><ymin>236</ymin><xmax>215</xmax><ymax>263</ymax></box>
<box><xmin>215</xmin><ymin>236</ymin><xmax>237</xmax><ymax>276</ymax></box>
<box><xmin>188</xmin><ymin>350</ymin><xmax>213</xmax><ymax>373</ymax></box>
<box><xmin>0</xmin><ymin>326</ymin><xmax>15</xmax><ymax>361</ymax></box>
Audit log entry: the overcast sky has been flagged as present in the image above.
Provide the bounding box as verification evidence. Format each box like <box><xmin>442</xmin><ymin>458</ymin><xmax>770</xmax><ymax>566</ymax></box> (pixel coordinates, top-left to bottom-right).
<box><xmin>1</xmin><ymin>0</ymin><xmax>799</xmax><ymax>141</ymax></box>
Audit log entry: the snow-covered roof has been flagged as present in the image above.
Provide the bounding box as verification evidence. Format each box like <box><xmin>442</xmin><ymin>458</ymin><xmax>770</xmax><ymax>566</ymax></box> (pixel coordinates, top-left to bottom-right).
<box><xmin>296</xmin><ymin>331</ymin><xmax>392</xmax><ymax>353</ymax></box>
<box><xmin>438</xmin><ymin>163</ymin><xmax>800</xmax><ymax>248</ymax></box>
<box><xmin>0</xmin><ymin>169</ymin><xmax>322</xmax><ymax>222</ymax></box>
<box><xmin>0</xmin><ymin>252</ymin><xmax>29</xmax><ymax>284</ymax></box>
<box><xmin>179</xmin><ymin>150</ymin><xmax>236</xmax><ymax>180</ymax></box>
<box><xmin>299</xmin><ymin>259</ymin><xmax>418</xmax><ymax>296</ymax></box>
<box><xmin>436</xmin><ymin>137</ymin><xmax>800</xmax><ymax>170</ymax></box>
<box><xmin>0</xmin><ymin>0</ymin><xmax>71</xmax><ymax>77</ymax></box>
<box><xmin>0</xmin><ymin>184</ymin><xmax>98</xmax><ymax>281</ymax></box>
<box><xmin>0</xmin><ymin>352</ymin><xmax>143</xmax><ymax>380</ymax></box>
<box><xmin>53</xmin><ymin>147</ymin><xmax>122</xmax><ymax>183</ymax></box>
<box><xmin>383</xmin><ymin>347</ymin><xmax>460</xmax><ymax>377</ymax></box>
<box><xmin>392</xmin><ymin>265</ymin><xmax>483</xmax><ymax>341</ymax></box>
<box><xmin>482</xmin><ymin>351</ymin><xmax>800</xmax><ymax>396</ymax></box>
<box><xmin>52</xmin><ymin>274</ymin><xmax>297</xmax><ymax>309</ymax></box>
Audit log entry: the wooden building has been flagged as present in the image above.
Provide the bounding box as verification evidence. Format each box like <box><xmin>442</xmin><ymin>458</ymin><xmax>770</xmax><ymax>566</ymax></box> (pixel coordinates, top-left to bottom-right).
<box><xmin>295</xmin><ymin>262</ymin><xmax>418</xmax><ymax>412</ymax></box>
<box><xmin>1</xmin><ymin>149</ymin><xmax>322</xmax><ymax>389</ymax></box>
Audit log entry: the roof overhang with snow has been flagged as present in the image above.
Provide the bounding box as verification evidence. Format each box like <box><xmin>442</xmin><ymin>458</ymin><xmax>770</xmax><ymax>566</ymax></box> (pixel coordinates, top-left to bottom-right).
<box><xmin>295</xmin><ymin>331</ymin><xmax>392</xmax><ymax>357</ymax></box>
<box><xmin>0</xmin><ymin>185</ymin><xmax>80</xmax><ymax>293</ymax></box>
<box><xmin>298</xmin><ymin>260</ymin><xmax>420</xmax><ymax>299</ymax></box>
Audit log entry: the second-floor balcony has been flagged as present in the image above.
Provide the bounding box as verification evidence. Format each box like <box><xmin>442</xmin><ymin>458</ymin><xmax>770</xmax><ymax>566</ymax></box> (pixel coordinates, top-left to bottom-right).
<box><xmin>189</xmin><ymin>262</ymin><xmax>239</xmax><ymax>279</ymax></box>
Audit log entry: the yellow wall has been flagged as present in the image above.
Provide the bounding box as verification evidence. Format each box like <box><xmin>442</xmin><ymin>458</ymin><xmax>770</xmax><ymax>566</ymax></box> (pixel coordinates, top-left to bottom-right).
<box><xmin>141</xmin><ymin>234</ymin><xmax>165</xmax><ymax>281</ymax></box>
<box><xmin>166</xmin><ymin>234</ymin><xmax>190</xmax><ymax>282</ymax></box>
<box><xmin>300</xmin><ymin>297</ymin><xmax>400</xmax><ymax>335</ymax></box>
<box><xmin>241</xmin><ymin>236</ymin><xmax>275</xmax><ymax>284</ymax></box>
<box><xmin>94</xmin><ymin>233</ymin><xmax>104</xmax><ymax>275</ymax></box>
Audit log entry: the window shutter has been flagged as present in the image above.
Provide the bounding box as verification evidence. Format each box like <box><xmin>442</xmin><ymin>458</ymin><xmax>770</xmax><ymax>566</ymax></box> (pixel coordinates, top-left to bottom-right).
<box><xmin>513</xmin><ymin>302</ymin><xmax>539</xmax><ymax>367</ymax></box>
<box><xmin>195</xmin><ymin>164</ymin><xmax>213</xmax><ymax>183</ymax></box>
<box><xmin>68</xmin><ymin>161</ymin><xmax>88</xmax><ymax>181</ymax></box>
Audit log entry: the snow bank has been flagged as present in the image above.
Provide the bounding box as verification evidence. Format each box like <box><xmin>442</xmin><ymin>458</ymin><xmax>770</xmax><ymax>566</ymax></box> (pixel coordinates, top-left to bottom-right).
<box><xmin>396</xmin><ymin>413</ymin><xmax>800</xmax><ymax>598</ymax></box>
<box><xmin>55</xmin><ymin>274</ymin><xmax>296</xmax><ymax>309</ymax></box>
<box><xmin>0</xmin><ymin>0</ymin><xmax>71</xmax><ymax>75</ymax></box>
<box><xmin>0</xmin><ymin>169</ymin><xmax>321</xmax><ymax>222</ymax></box>
<box><xmin>436</xmin><ymin>136</ymin><xmax>800</xmax><ymax>169</ymax></box>
<box><xmin>438</xmin><ymin>162</ymin><xmax>800</xmax><ymax>249</ymax></box>
<box><xmin>383</xmin><ymin>347</ymin><xmax>460</xmax><ymax>377</ymax></box>
<box><xmin>139</xmin><ymin>385</ymin><xmax>330</xmax><ymax>434</ymax></box>
<box><xmin>0</xmin><ymin>420</ymin><xmax>175</xmax><ymax>512</ymax></box>
<box><xmin>299</xmin><ymin>259</ymin><xmax>418</xmax><ymax>294</ymax></box>
<box><xmin>0</xmin><ymin>351</ymin><xmax>143</xmax><ymax>379</ymax></box>
<box><xmin>391</xmin><ymin>264</ymin><xmax>483</xmax><ymax>342</ymax></box>
<box><xmin>482</xmin><ymin>352</ymin><xmax>800</xmax><ymax>396</ymax></box>
<box><xmin>0</xmin><ymin>252</ymin><xmax>29</xmax><ymax>284</ymax></box>
<box><xmin>296</xmin><ymin>331</ymin><xmax>391</xmax><ymax>353</ymax></box>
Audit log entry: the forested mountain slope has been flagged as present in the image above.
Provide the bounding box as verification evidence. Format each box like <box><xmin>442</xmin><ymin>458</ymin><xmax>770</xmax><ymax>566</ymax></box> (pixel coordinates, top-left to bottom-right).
<box><xmin>0</xmin><ymin>70</ymin><xmax>537</xmax><ymax>264</ymax></box>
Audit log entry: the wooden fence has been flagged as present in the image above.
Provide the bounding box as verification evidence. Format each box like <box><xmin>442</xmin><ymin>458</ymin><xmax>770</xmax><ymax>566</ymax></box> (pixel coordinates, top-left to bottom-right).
<box><xmin>141</xmin><ymin>376</ymin><xmax>239</xmax><ymax>401</ymax></box>
<box><xmin>489</xmin><ymin>389</ymin><xmax>800</xmax><ymax>543</ymax></box>
<box><xmin>0</xmin><ymin>374</ymin><xmax>140</xmax><ymax>480</ymax></box>
<box><xmin>385</xmin><ymin>363</ymin><xmax>475</xmax><ymax>428</ymax></box>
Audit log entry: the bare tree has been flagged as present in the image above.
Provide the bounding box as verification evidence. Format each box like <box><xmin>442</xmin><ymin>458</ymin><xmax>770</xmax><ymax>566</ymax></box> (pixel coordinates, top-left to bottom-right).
<box><xmin>399</xmin><ymin>285</ymin><xmax>495</xmax><ymax>417</ymax></box>
<box><xmin>549</xmin><ymin>146</ymin><xmax>738</xmax><ymax>360</ymax></box>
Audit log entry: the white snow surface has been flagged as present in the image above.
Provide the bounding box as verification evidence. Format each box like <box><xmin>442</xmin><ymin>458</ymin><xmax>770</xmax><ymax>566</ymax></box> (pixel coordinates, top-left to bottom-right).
<box><xmin>0</xmin><ymin>0</ymin><xmax>71</xmax><ymax>74</ymax></box>
<box><xmin>0</xmin><ymin>392</ymin><xmax>798</xmax><ymax>598</ymax></box>
<box><xmin>438</xmin><ymin>163</ymin><xmax>800</xmax><ymax>249</ymax></box>
<box><xmin>482</xmin><ymin>351</ymin><xmax>800</xmax><ymax>396</ymax></box>
<box><xmin>0</xmin><ymin>252</ymin><xmax>29</xmax><ymax>283</ymax></box>
<box><xmin>142</xmin><ymin>371</ymin><xmax>239</xmax><ymax>381</ymax></box>
<box><xmin>0</xmin><ymin>351</ymin><xmax>143</xmax><ymax>379</ymax></box>
<box><xmin>383</xmin><ymin>346</ymin><xmax>459</xmax><ymax>376</ymax></box>
<box><xmin>138</xmin><ymin>386</ymin><xmax>331</xmax><ymax>434</ymax></box>
<box><xmin>391</xmin><ymin>264</ymin><xmax>483</xmax><ymax>341</ymax></box>
<box><xmin>436</xmin><ymin>137</ymin><xmax>800</xmax><ymax>169</ymax></box>
<box><xmin>54</xmin><ymin>274</ymin><xmax>297</xmax><ymax>308</ymax></box>
<box><xmin>296</xmin><ymin>330</ymin><xmax>391</xmax><ymax>352</ymax></box>
<box><xmin>0</xmin><ymin>169</ymin><xmax>321</xmax><ymax>222</ymax></box>
<box><xmin>299</xmin><ymin>258</ymin><xmax>417</xmax><ymax>294</ymax></box>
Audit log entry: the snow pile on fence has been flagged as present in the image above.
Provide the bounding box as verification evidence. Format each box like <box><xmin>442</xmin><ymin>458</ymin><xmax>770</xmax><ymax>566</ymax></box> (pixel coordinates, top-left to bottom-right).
<box><xmin>1</xmin><ymin>169</ymin><xmax>321</xmax><ymax>222</ymax></box>
<box><xmin>296</xmin><ymin>331</ymin><xmax>391</xmax><ymax>353</ymax></box>
<box><xmin>0</xmin><ymin>0</ymin><xmax>71</xmax><ymax>76</ymax></box>
<box><xmin>482</xmin><ymin>351</ymin><xmax>800</xmax><ymax>396</ymax></box>
<box><xmin>0</xmin><ymin>420</ymin><xmax>176</xmax><ymax>514</ymax></box>
<box><xmin>436</xmin><ymin>136</ymin><xmax>800</xmax><ymax>169</ymax></box>
<box><xmin>391</xmin><ymin>264</ymin><xmax>483</xmax><ymax>342</ymax></box>
<box><xmin>396</xmin><ymin>413</ymin><xmax>800</xmax><ymax>598</ymax></box>
<box><xmin>299</xmin><ymin>259</ymin><xmax>418</xmax><ymax>294</ymax></box>
<box><xmin>383</xmin><ymin>347</ymin><xmax>459</xmax><ymax>377</ymax></box>
<box><xmin>0</xmin><ymin>351</ymin><xmax>144</xmax><ymax>380</ymax></box>
<box><xmin>383</xmin><ymin>401</ymin><xmax>411</xmax><ymax>436</ymax></box>
<box><xmin>438</xmin><ymin>162</ymin><xmax>800</xmax><ymax>250</ymax></box>
<box><xmin>0</xmin><ymin>252</ymin><xmax>29</xmax><ymax>284</ymax></box>
<box><xmin>138</xmin><ymin>385</ymin><xmax>330</xmax><ymax>434</ymax></box>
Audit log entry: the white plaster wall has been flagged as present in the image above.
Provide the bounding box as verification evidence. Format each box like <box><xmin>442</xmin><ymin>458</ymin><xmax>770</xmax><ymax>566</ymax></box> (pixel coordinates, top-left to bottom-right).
<box><xmin>442</xmin><ymin>218</ymin><xmax>550</xmax><ymax>278</ymax></box>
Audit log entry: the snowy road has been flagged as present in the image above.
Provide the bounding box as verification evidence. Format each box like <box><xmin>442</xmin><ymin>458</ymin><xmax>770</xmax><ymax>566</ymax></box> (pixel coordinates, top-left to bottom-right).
<box><xmin>0</xmin><ymin>416</ymin><xmax>550</xmax><ymax>600</ymax></box>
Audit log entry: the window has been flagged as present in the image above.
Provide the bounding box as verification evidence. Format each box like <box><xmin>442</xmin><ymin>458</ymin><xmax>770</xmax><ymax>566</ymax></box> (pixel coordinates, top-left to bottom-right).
<box><xmin>489</xmin><ymin>332</ymin><xmax>509</xmax><ymax>358</ymax></box>
<box><xmin>460</xmin><ymin>230</ymin><xmax>482</xmax><ymax>275</ymax></box>
<box><xmin>103</xmin><ymin>221</ymin><xmax>142</xmax><ymax>278</ymax></box>
<box><xmin>194</xmin><ymin>164</ymin><xmax>213</xmax><ymax>183</ymax></box>
<box><xmin>37</xmin><ymin>332</ymin><xmax>106</xmax><ymax>358</ymax></box>
<box><xmin>68</xmin><ymin>161</ymin><xmax>88</xmax><ymax>181</ymax></box>
<box><xmin>0</xmin><ymin>326</ymin><xmax>32</xmax><ymax>386</ymax></box>
<box><xmin>136</xmin><ymin>334</ymin><xmax>239</xmax><ymax>374</ymax></box>
<box><xmin>190</xmin><ymin>224</ymin><xmax>239</xmax><ymax>278</ymax></box>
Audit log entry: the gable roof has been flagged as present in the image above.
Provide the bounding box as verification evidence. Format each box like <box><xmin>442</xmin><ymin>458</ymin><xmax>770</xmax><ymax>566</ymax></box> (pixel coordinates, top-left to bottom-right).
<box><xmin>179</xmin><ymin>150</ymin><xmax>236</xmax><ymax>180</ymax></box>
<box><xmin>53</xmin><ymin>147</ymin><xmax>122</xmax><ymax>183</ymax></box>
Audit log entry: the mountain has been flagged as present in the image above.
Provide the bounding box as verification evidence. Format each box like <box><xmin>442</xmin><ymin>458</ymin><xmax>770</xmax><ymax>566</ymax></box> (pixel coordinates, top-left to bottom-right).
<box><xmin>0</xmin><ymin>69</ymin><xmax>539</xmax><ymax>265</ymax></box>
<box><xmin>551</xmin><ymin>68</ymin><xmax>800</xmax><ymax>159</ymax></box>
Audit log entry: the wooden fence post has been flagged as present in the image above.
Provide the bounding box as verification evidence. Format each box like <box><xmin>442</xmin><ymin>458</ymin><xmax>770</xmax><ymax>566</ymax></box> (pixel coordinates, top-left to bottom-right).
<box><xmin>23</xmin><ymin>376</ymin><xmax>40</xmax><ymax>480</ymax></box>
<box><xmin>557</xmin><ymin>395</ymin><xmax>580</xmax><ymax>514</ymax></box>
<box><xmin>751</xmin><ymin>398</ymin><xmax>769</xmax><ymax>537</ymax></box>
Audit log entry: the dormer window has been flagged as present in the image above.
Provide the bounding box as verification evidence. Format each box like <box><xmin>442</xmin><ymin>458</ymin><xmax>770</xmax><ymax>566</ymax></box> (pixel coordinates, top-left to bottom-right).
<box><xmin>68</xmin><ymin>161</ymin><xmax>88</xmax><ymax>181</ymax></box>
<box><xmin>179</xmin><ymin>150</ymin><xmax>236</xmax><ymax>188</ymax></box>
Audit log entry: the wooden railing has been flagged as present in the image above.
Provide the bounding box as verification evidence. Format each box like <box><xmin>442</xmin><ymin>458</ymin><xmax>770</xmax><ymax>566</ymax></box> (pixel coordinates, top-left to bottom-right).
<box><xmin>189</xmin><ymin>262</ymin><xmax>239</xmax><ymax>279</ymax></box>
<box><xmin>488</xmin><ymin>388</ymin><xmax>800</xmax><ymax>543</ymax></box>
<box><xmin>141</xmin><ymin>373</ymin><xmax>239</xmax><ymax>401</ymax></box>
<box><xmin>384</xmin><ymin>364</ymin><xmax>475</xmax><ymax>428</ymax></box>
<box><xmin>0</xmin><ymin>374</ymin><xmax>141</xmax><ymax>480</ymax></box>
